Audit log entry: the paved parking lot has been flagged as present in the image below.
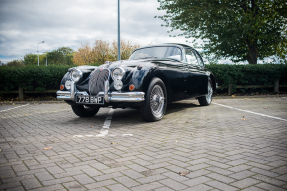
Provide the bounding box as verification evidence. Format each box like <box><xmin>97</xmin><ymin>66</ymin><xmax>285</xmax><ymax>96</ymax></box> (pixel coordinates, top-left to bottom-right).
<box><xmin>0</xmin><ymin>97</ymin><xmax>287</xmax><ymax>191</ymax></box>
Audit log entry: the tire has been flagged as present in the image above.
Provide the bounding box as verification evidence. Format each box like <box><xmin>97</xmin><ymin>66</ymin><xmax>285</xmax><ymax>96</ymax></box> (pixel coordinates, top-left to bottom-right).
<box><xmin>198</xmin><ymin>79</ymin><xmax>213</xmax><ymax>106</ymax></box>
<box><xmin>71</xmin><ymin>105</ymin><xmax>100</xmax><ymax>117</ymax></box>
<box><xmin>139</xmin><ymin>78</ymin><xmax>167</xmax><ymax>122</ymax></box>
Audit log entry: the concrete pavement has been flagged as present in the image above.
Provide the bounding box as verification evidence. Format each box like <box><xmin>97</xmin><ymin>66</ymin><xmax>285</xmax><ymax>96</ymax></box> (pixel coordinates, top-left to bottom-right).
<box><xmin>0</xmin><ymin>97</ymin><xmax>286</xmax><ymax>190</ymax></box>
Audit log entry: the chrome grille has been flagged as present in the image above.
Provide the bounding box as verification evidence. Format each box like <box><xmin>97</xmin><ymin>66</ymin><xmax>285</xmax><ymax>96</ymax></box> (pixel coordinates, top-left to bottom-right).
<box><xmin>89</xmin><ymin>68</ymin><xmax>110</xmax><ymax>95</ymax></box>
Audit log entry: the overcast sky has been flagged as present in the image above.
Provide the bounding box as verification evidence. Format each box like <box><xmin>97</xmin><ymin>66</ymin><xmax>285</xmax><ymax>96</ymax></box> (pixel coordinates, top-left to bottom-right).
<box><xmin>0</xmin><ymin>0</ymin><xmax>193</xmax><ymax>63</ymax></box>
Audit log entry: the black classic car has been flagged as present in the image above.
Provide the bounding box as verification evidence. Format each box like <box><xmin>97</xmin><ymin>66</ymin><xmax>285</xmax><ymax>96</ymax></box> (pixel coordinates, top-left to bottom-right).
<box><xmin>56</xmin><ymin>43</ymin><xmax>216</xmax><ymax>122</ymax></box>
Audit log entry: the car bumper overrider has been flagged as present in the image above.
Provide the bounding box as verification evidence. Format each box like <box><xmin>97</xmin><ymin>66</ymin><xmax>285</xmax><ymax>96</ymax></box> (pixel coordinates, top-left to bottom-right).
<box><xmin>56</xmin><ymin>81</ymin><xmax>145</xmax><ymax>103</ymax></box>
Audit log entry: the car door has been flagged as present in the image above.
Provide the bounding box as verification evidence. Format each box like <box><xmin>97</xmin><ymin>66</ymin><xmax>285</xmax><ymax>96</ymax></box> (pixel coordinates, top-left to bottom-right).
<box><xmin>159</xmin><ymin>47</ymin><xmax>189</xmax><ymax>101</ymax></box>
<box><xmin>193</xmin><ymin>50</ymin><xmax>209</xmax><ymax>95</ymax></box>
<box><xmin>185</xmin><ymin>49</ymin><xmax>208</xmax><ymax>97</ymax></box>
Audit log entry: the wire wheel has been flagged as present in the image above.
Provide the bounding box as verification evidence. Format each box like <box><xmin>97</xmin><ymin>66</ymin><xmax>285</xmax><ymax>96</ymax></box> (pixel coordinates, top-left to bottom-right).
<box><xmin>206</xmin><ymin>80</ymin><xmax>213</xmax><ymax>104</ymax></box>
<box><xmin>150</xmin><ymin>85</ymin><xmax>165</xmax><ymax>117</ymax></box>
<box><xmin>198</xmin><ymin>79</ymin><xmax>213</xmax><ymax>106</ymax></box>
<box><xmin>139</xmin><ymin>77</ymin><xmax>167</xmax><ymax>122</ymax></box>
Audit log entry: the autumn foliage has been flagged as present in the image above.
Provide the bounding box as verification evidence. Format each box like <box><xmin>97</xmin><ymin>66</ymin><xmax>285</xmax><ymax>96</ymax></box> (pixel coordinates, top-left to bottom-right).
<box><xmin>73</xmin><ymin>39</ymin><xmax>140</xmax><ymax>66</ymax></box>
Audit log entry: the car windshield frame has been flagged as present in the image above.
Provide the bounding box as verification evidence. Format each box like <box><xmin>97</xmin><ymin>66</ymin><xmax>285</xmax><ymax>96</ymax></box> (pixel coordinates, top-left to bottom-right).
<box><xmin>129</xmin><ymin>46</ymin><xmax>183</xmax><ymax>62</ymax></box>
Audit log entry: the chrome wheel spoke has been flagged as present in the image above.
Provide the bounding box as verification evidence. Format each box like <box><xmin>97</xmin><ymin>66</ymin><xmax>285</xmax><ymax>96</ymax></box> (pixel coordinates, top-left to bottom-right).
<box><xmin>206</xmin><ymin>81</ymin><xmax>212</xmax><ymax>103</ymax></box>
<box><xmin>150</xmin><ymin>85</ymin><xmax>165</xmax><ymax>116</ymax></box>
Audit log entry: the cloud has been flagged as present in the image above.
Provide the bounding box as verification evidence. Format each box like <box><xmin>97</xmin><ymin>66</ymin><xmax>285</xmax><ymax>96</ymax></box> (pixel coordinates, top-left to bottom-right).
<box><xmin>0</xmin><ymin>0</ymin><xmax>193</xmax><ymax>63</ymax></box>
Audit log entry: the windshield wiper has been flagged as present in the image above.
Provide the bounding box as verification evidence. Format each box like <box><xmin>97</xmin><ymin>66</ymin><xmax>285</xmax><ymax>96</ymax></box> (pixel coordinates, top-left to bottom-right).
<box><xmin>160</xmin><ymin>58</ymin><xmax>180</xmax><ymax>62</ymax></box>
<box><xmin>138</xmin><ymin>56</ymin><xmax>157</xmax><ymax>59</ymax></box>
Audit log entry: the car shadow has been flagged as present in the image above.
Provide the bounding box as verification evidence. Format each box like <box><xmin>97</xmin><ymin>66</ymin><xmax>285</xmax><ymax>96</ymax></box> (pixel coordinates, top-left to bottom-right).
<box><xmin>165</xmin><ymin>101</ymin><xmax>200</xmax><ymax>115</ymax></box>
<box><xmin>60</xmin><ymin>100</ymin><xmax>201</xmax><ymax>129</ymax></box>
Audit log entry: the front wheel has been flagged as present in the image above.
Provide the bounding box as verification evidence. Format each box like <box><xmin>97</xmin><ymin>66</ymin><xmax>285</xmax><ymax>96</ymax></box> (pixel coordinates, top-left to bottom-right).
<box><xmin>139</xmin><ymin>78</ymin><xmax>167</xmax><ymax>122</ymax></box>
<box><xmin>71</xmin><ymin>105</ymin><xmax>100</xmax><ymax>117</ymax></box>
<box><xmin>198</xmin><ymin>79</ymin><xmax>213</xmax><ymax>106</ymax></box>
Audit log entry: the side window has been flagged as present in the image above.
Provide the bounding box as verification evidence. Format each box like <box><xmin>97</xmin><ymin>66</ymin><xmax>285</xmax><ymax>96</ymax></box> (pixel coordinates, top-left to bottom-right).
<box><xmin>185</xmin><ymin>49</ymin><xmax>198</xmax><ymax>65</ymax></box>
<box><xmin>193</xmin><ymin>51</ymin><xmax>204</xmax><ymax>67</ymax></box>
<box><xmin>165</xmin><ymin>47</ymin><xmax>181</xmax><ymax>61</ymax></box>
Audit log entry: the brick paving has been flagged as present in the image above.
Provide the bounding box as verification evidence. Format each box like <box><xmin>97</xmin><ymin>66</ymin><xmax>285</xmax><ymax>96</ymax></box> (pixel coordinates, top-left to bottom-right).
<box><xmin>0</xmin><ymin>97</ymin><xmax>286</xmax><ymax>190</ymax></box>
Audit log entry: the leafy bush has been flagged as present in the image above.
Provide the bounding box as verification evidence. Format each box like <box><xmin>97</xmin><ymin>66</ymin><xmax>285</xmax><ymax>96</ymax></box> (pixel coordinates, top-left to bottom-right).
<box><xmin>0</xmin><ymin>65</ymin><xmax>74</xmax><ymax>91</ymax></box>
<box><xmin>205</xmin><ymin>64</ymin><xmax>287</xmax><ymax>89</ymax></box>
<box><xmin>0</xmin><ymin>64</ymin><xmax>286</xmax><ymax>93</ymax></box>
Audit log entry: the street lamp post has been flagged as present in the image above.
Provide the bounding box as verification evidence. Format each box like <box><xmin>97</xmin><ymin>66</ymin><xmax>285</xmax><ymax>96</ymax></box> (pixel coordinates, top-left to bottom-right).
<box><xmin>118</xmin><ymin>0</ymin><xmax>120</xmax><ymax>61</ymax></box>
<box><xmin>37</xmin><ymin>41</ymin><xmax>44</xmax><ymax>66</ymax></box>
<box><xmin>45</xmin><ymin>52</ymin><xmax>48</xmax><ymax>66</ymax></box>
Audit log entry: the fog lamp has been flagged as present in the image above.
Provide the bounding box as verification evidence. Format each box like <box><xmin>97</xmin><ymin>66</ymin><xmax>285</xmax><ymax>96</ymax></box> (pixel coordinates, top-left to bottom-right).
<box><xmin>65</xmin><ymin>80</ymin><xmax>71</xmax><ymax>90</ymax></box>
<box><xmin>114</xmin><ymin>80</ymin><xmax>123</xmax><ymax>91</ymax></box>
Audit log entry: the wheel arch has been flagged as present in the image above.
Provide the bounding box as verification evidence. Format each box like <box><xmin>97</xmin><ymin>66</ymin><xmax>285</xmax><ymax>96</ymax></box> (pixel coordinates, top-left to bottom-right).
<box><xmin>144</xmin><ymin>71</ymin><xmax>172</xmax><ymax>103</ymax></box>
<box><xmin>209</xmin><ymin>74</ymin><xmax>216</xmax><ymax>93</ymax></box>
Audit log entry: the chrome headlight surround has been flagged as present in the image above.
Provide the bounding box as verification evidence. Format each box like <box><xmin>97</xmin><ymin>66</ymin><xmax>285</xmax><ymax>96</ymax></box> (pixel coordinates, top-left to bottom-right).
<box><xmin>112</xmin><ymin>67</ymin><xmax>125</xmax><ymax>81</ymax></box>
<box><xmin>70</xmin><ymin>68</ymin><xmax>83</xmax><ymax>82</ymax></box>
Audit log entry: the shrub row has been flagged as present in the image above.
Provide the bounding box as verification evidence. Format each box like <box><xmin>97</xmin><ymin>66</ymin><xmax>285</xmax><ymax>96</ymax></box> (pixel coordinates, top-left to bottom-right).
<box><xmin>0</xmin><ymin>65</ymin><xmax>74</xmax><ymax>91</ymax></box>
<box><xmin>205</xmin><ymin>64</ymin><xmax>287</xmax><ymax>88</ymax></box>
<box><xmin>0</xmin><ymin>64</ymin><xmax>286</xmax><ymax>92</ymax></box>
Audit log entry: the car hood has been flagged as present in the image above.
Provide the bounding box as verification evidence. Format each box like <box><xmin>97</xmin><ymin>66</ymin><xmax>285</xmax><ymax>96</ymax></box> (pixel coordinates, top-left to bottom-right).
<box><xmin>106</xmin><ymin>59</ymin><xmax>154</xmax><ymax>69</ymax></box>
<box><xmin>104</xmin><ymin>58</ymin><xmax>182</xmax><ymax>71</ymax></box>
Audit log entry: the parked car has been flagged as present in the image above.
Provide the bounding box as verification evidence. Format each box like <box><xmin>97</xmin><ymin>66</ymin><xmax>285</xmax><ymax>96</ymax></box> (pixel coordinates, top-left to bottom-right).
<box><xmin>57</xmin><ymin>43</ymin><xmax>216</xmax><ymax>122</ymax></box>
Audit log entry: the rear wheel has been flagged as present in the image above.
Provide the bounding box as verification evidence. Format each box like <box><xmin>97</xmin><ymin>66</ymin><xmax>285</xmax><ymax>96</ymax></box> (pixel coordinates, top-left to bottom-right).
<box><xmin>139</xmin><ymin>78</ymin><xmax>167</xmax><ymax>122</ymax></box>
<box><xmin>198</xmin><ymin>79</ymin><xmax>213</xmax><ymax>106</ymax></box>
<box><xmin>71</xmin><ymin>105</ymin><xmax>100</xmax><ymax>117</ymax></box>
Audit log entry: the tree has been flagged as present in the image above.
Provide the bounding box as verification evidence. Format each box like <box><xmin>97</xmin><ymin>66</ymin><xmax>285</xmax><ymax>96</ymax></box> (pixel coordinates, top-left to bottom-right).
<box><xmin>73</xmin><ymin>39</ymin><xmax>140</xmax><ymax>66</ymax></box>
<box><xmin>156</xmin><ymin>0</ymin><xmax>287</xmax><ymax>64</ymax></box>
<box><xmin>6</xmin><ymin>59</ymin><xmax>24</xmax><ymax>67</ymax></box>
<box><xmin>22</xmin><ymin>47</ymin><xmax>74</xmax><ymax>66</ymax></box>
<box><xmin>47</xmin><ymin>47</ymin><xmax>74</xmax><ymax>65</ymax></box>
<box><xmin>92</xmin><ymin>40</ymin><xmax>111</xmax><ymax>64</ymax></box>
<box><xmin>23</xmin><ymin>53</ymin><xmax>38</xmax><ymax>65</ymax></box>
<box><xmin>73</xmin><ymin>43</ymin><xmax>97</xmax><ymax>65</ymax></box>
<box><xmin>111</xmin><ymin>39</ymin><xmax>140</xmax><ymax>60</ymax></box>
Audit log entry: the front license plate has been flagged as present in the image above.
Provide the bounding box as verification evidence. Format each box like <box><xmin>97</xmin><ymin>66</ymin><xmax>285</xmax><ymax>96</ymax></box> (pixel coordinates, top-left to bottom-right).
<box><xmin>76</xmin><ymin>96</ymin><xmax>104</xmax><ymax>104</ymax></box>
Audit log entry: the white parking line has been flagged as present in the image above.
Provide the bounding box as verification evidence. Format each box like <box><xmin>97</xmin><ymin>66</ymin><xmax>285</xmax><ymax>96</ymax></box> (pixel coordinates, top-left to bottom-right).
<box><xmin>73</xmin><ymin>134</ymin><xmax>133</xmax><ymax>138</ymax></box>
<box><xmin>213</xmin><ymin>102</ymin><xmax>287</xmax><ymax>122</ymax></box>
<box><xmin>72</xmin><ymin>108</ymin><xmax>135</xmax><ymax>138</ymax></box>
<box><xmin>96</xmin><ymin>108</ymin><xmax>115</xmax><ymax>137</ymax></box>
<box><xmin>0</xmin><ymin>104</ymin><xmax>29</xmax><ymax>113</ymax></box>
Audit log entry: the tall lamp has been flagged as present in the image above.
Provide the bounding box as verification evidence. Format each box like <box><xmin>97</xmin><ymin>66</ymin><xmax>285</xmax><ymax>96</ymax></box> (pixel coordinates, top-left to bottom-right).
<box><xmin>118</xmin><ymin>0</ymin><xmax>120</xmax><ymax>61</ymax></box>
<box><xmin>37</xmin><ymin>41</ymin><xmax>44</xmax><ymax>66</ymax></box>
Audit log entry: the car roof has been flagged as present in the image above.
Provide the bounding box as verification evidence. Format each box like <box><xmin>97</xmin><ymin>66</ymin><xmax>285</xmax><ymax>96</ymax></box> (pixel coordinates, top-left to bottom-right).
<box><xmin>134</xmin><ymin>43</ymin><xmax>194</xmax><ymax>51</ymax></box>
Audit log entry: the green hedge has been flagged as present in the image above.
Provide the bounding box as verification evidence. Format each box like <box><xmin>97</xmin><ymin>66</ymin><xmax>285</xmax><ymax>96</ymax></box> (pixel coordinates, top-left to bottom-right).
<box><xmin>0</xmin><ymin>65</ymin><xmax>74</xmax><ymax>91</ymax></box>
<box><xmin>205</xmin><ymin>64</ymin><xmax>287</xmax><ymax>90</ymax></box>
<box><xmin>0</xmin><ymin>64</ymin><xmax>286</xmax><ymax>92</ymax></box>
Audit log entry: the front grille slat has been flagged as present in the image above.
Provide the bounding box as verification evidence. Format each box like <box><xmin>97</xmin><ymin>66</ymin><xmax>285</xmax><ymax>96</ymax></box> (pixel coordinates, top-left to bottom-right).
<box><xmin>89</xmin><ymin>69</ymin><xmax>110</xmax><ymax>95</ymax></box>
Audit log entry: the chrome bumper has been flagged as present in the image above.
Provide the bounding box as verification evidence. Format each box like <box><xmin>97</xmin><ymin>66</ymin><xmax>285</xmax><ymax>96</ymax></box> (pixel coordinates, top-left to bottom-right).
<box><xmin>56</xmin><ymin>81</ymin><xmax>145</xmax><ymax>103</ymax></box>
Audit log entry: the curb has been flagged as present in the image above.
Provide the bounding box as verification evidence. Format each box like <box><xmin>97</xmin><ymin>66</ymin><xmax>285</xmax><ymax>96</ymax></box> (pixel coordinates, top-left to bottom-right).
<box><xmin>213</xmin><ymin>94</ymin><xmax>287</xmax><ymax>99</ymax></box>
<box><xmin>0</xmin><ymin>101</ymin><xmax>65</xmax><ymax>105</ymax></box>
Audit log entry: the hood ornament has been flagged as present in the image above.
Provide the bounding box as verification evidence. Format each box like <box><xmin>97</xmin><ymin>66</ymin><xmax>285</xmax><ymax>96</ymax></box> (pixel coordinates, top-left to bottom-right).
<box><xmin>104</xmin><ymin>61</ymin><xmax>112</xmax><ymax>68</ymax></box>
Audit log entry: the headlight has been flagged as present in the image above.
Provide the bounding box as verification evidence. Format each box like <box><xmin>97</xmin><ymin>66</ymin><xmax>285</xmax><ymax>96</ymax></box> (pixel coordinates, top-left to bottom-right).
<box><xmin>112</xmin><ymin>67</ymin><xmax>125</xmax><ymax>81</ymax></box>
<box><xmin>70</xmin><ymin>69</ymin><xmax>83</xmax><ymax>82</ymax></box>
<box><xmin>114</xmin><ymin>80</ymin><xmax>123</xmax><ymax>91</ymax></box>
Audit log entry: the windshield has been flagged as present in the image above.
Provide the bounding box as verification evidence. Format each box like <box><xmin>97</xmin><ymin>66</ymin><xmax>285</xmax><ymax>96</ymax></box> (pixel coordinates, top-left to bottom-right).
<box><xmin>129</xmin><ymin>46</ymin><xmax>182</xmax><ymax>61</ymax></box>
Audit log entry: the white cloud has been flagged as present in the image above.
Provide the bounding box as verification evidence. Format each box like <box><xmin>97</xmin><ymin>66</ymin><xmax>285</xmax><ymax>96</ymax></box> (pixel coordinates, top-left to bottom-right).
<box><xmin>0</xmin><ymin>0</ymin><xmax>192</xmax><ymax>63</ymax></box>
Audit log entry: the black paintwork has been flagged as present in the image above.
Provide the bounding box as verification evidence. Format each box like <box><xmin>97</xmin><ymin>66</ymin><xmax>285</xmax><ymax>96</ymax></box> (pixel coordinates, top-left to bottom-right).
<box><xmin>60</xmin><ymin>44</ymin><xmax>216</xmax><ymax>107</ymax></box>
